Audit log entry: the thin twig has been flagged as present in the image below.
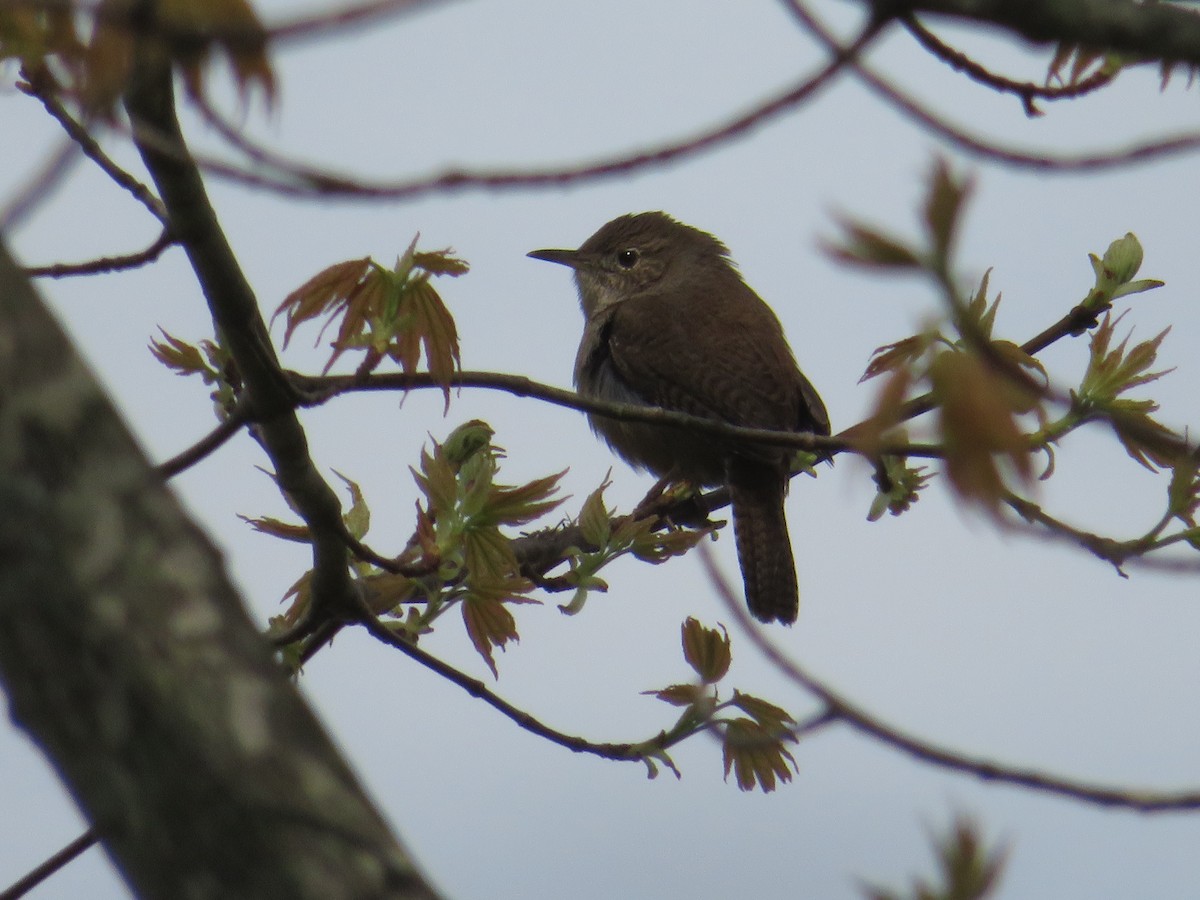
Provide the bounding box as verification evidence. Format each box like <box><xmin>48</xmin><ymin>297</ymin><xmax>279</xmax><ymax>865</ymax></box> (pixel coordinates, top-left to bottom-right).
<box><xmin>23</xmin><ymin>229</ymin><xmax>174</xmax><ymax>279</ymax></box>
<box><xmin>0</xmin><ymin>136</ymin><xmax>79</xmax><ymax>232</ymax></box>
<box><xmin>155</xmin><ymin>405</ymin><xmax>250</xmax><ymax>479</ymax></box>
<box><xmin>19</xmin><ymin>71</ymin><xmax>167</xmax><ymax>223</ymax></box>
<box><xmin>0</xmin><ymin>829</ymin><xmax>97</xmax><ymax>900</ymax></box>
<box><xmin>357</xmin><ymin>613</ymin><xmax>688</xmax><ymax>762</ymax></box>
<box><xmin>903</xmin><ymin>15</ymin><xmax>1117</xmax><ymax>115</ymax></box>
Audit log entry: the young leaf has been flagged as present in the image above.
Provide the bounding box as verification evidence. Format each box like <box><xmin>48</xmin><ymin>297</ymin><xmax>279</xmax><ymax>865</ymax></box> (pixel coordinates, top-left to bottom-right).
<box><xmin>333</xmin><ymin>470</ymin><xmax>370</xmax><ymax>541</ymax></box>
<box><xmin>931</xmin><ymin>351</ymin><xmax>1032</xmax><ymax>511</ymax></box>
<box><xmin>460</xmin><ymin>579</ymin><xmax>539</xmax><ymax>678</ymax></box>
<box><xmin>631</xmin><ymin>523</ymin><xmax>714</xmax><ymax>563</ymax></box>
<box><xmin>274</xmin><ymin>257</ymin><xmax>374</xmax><ymax>349</ymax></box>
<box><xmin>861</xmin><ymin>816</ymin><xmax>1007</xmax><ymax>900</ymax></box>
<box><xmin>239</xmin><ymin>514</ymin><xmax>312</xmax><ymax>543</ymax></box>
<box><xmin>923</xmin><ymin>159</ymin><xmax>973</xmax><ymax>261</ymax></box>
<box><xmin>149</xmin><ymin>329</ymin><xmax>219</xmax><ymax>382</ymax></box>
<box><xmin>643</xmin><ymin>684</ymin><xmax>704</xmax><ymax>708</ymax></box>
<box><xmin>481</xmin><ymin>470</ymin><xmax>568</xmax><ymax>527</ymax></box>
<box><xmin>681</xmin><ymin>618</ymin><xmax>731</xmax><ymax>684</ymax></box>
<box><xmin>386</xmin><ymin>279</ymin><xmax>461</xmax><ymax>410</ymax></box>
<box><xmin>578</xmin><ymin>479</ymin><xmax>615</xmax><ymax>548</ymax></box>
<box><xmin>860</xmin><ymin>334</ymin><xmax>932</xmax><ymax>384</ymax></box>
<box><xmin>158</xmin><ymin>0</ymin><xmax>276</xmax><ymax>106</ymax></box>
<box><xmin>442</xmin><ymin>420</ymin><xmax>495</xmax><ymax>470</ymax></box>
<box><xmin>731</xmin><ymin>691</ymin><xmax>796</xmax><ymax>732</ymax></box>
<box><xmin>274</xmin><ymin>244</ymin><xmax>466</xmax><ymax>404</ymax></box>
<box><xmin>462</xmin><ymin>592</ymin><xmax>519</xmax><ymax>678</ymax></box>
<box><xmin>721</xmin><ymin>718</ymin><xmax>798</xmax><ymax>793</ymax></box>
<box><xmin>825</xmin><ymin>221</ymin><xmax>921</xmax><ymax>270</ymax></box>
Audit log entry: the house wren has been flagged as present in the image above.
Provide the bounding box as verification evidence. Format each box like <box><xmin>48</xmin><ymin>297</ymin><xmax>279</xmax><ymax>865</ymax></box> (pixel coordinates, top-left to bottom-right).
<box><xmin>528</xmin><ymin>212</ymin><xmax>829</xmax><ymax>624</ymax></box>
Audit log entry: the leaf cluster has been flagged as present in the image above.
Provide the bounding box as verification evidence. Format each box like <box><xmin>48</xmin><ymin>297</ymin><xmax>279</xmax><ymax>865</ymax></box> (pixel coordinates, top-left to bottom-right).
<box><xmin>2</xmin><ymin>0</ymin><xmax>274</xmax><ymax>117</ymax></box>
<box><xmin>274</xmin><ymin>239</ymin><xmax>465</xmax><ymax>408</ymax></box>
<box><xmin>148</xmin><ymin>328</ymin><xmax>237</xmax><ymax>414</ymax></box>
<box><xmin>862</xmin><ymin>816</ymin><xmax>1006</xmax><ymax>900</ymax></box>
<box><xmin>557</xmin><ymin>480</ymin><xmax>715</xmax><ymax>616</ymax></box>
<box><xmin>830</xmin><ymin>161</ymin><xmax>1174</xmax><ymax>520</ymax></box>
<box><xmin>644</xmin><ymin>619</ymin><xmax>801</xmax><ymax>793</ymax></box>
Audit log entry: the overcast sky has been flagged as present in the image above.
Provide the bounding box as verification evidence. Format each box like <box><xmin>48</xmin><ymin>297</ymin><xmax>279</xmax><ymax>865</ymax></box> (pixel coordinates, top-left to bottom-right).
<box><xmin>4</xmin><ymin>1</ymin><xmax>1200</xmax><ymax>898</ymax></box>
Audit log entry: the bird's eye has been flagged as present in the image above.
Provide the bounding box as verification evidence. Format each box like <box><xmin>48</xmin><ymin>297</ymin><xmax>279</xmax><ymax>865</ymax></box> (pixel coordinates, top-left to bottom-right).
<box><xmin>616</xmin><ymin>248</ymin><xmax>639</xmax><ymax>268</ymax></box>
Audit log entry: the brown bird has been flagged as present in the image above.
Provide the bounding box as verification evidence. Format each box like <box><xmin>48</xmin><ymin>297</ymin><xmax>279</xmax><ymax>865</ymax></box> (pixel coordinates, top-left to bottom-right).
<box><xmin>529</xmin><ymin>212</ymin><xmax>829</xmax><ymax>624</ymax></box>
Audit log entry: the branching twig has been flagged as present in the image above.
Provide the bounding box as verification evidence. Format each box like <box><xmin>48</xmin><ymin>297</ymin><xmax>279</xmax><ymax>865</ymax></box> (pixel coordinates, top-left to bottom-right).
<box><xmin>903</xmin><ymin>15</ymin><xmax>1117</xmax><ymax>115</ymax></box>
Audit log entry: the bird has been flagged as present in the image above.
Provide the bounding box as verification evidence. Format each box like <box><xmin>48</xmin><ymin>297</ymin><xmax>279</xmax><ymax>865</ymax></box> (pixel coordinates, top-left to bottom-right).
<box><xmin>528</xmin><ymin>211</ymin><xmax>829</xmax><ymax>624</ymax></box>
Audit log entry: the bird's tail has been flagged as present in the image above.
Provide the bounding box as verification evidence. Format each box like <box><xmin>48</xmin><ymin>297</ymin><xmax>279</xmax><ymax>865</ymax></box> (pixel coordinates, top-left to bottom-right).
<box><xmin>727</xmin><ymin>459</ymin><xmax>799</xmax><ymax>625</ymax></box>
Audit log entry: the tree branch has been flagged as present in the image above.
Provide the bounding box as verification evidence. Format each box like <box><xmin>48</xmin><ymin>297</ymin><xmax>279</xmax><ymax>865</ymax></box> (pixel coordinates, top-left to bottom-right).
<box><xmin>897</xmin><ymin>0</ymin><xmax>1200</xmax><ymax>65</ymax></box>
<box><xmin>19</xmin><ymin>68</ymin><xmax>168</xmax><ymax>224</ymax></box>
<box><xmin>902</xmin><ymin>15</ymin><xmax>1117</xmax><ymax>115</ymax></box>
<box><xmin>702</xmin><ymin>545</ymin><xmax>1200</xmax><ymax>813</ymax></box>
<box><xmin>358</xmin><ymin>615</ymin><xmax>697</xmax><ymax>763</ymax></box>
<box><xmin>23</xmin><ymin>228</ymin><xmax>174</xmax><ymax>279</ymax></box>
<box><xmin>175</xmin><ymin>17</ymin><xmax>885</xmax><ymax>200</ymax></box>
<box><xmin>123</xmin><ymin>46</ymin><xmax>360</xmax><ymax>637</ymax></box>
<box><xmin>0</xmin><ymin>830</ymin><xmax>96</xmax><ymax>900</ymax></box>
<box><xmin>785</xmin><ymin>1</ymin><xmax>1200</xmax><ymax>171</ymax></box>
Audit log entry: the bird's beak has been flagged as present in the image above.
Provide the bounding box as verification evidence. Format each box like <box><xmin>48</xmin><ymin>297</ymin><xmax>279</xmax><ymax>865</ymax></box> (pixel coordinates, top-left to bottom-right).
<box><xmin>527</xmin><ymin>248</ymin><xmax>580</xmax><ymax>268</ymax></box>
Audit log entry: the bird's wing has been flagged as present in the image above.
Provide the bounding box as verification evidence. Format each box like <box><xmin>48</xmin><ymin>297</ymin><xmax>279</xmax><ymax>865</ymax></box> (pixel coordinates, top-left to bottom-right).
<box><xmin>604</xmin><ymin>281</ymin><xmax>817</xmax><ymax>432</ymax></box>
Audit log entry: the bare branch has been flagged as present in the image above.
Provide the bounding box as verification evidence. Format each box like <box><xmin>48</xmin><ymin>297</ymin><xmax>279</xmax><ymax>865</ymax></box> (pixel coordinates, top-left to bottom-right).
<box><xmin>358</xmin><ymin>614</ymin><xmax>693</xmax><ymax>763</ymax></box>
<box><xmin>19</xmin><ymin>70</ymin><xmax>168</xmax><ymax>224</ymax></box>
<box><xmin>898</xmin><ymin>0</ymin><xmax>1200</xmax><ymax>66</ymax></box>
<box><xmin>702</xmin><ymin>545</ymin><xmax>1200</xmax><ymax>813</ymax></box>
<box><xmin>23</xmin><ymin>228</ymin><xmax>174</xmax><ymax>279</ymax></box>
<box><xmin>783</xmin><ymin>1</ymin><xmax>1200</xmax><ymax>171</ymax></box>
<box><xmin>902</xmin><ymin>15</ymin><xmax>1117</xmax><ymax>115</ymax></box>
<box><xmin>155</xmin><ymin>402</ymin><xmax>251</xmax><ymax>479</ymax></box>
<box><xmin>0</xmin><ymin>136</ymin><xmax>79</xmax><ymax>232</ymax></box>
<box><xmin>182</xmin><ymin>18</ymin><xmax>885</xmax><ymax>200</ymax></box>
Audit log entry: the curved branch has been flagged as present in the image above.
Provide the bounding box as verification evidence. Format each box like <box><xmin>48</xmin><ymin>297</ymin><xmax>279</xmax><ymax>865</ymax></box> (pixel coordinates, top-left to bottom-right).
<box><xmin>181</xmin><ymin>19</ymin><xmax>885</xmax><ymax>199</ymax></box>
<box><xmin>903</xmin><ymin>15</ymin><xmax>1117</xmax><ymax>115</ymax></box>
<box><xmin>156</xmin><ymin>403</ymin><xmax>251</xmax><ymax>479</ymax></box>
<box><xmin>898</xmin><ymin>0</ymin><xmax>1200</xmax><ymax>66</ymax></box>
<box><xmin>357</xmin><ymin>614</ymin><xmax>694</xmax><ymax>763</ymax></box>
<box><xmin>701</xmin><ymin>545</ymin><xmax>1200</xmax><ymax>813</ymax></box>
<box><xmin>783</xmin><ymin>0</ymin><xmax>1200</xmax><ymax>171</ymax></box>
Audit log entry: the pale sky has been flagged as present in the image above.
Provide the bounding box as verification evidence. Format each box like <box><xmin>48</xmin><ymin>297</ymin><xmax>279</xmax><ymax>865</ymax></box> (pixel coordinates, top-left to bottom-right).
<box><xmin>4</xmin><ymin>2</ymin><xmax>1200</xmax><ymax>898</ymax></box>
